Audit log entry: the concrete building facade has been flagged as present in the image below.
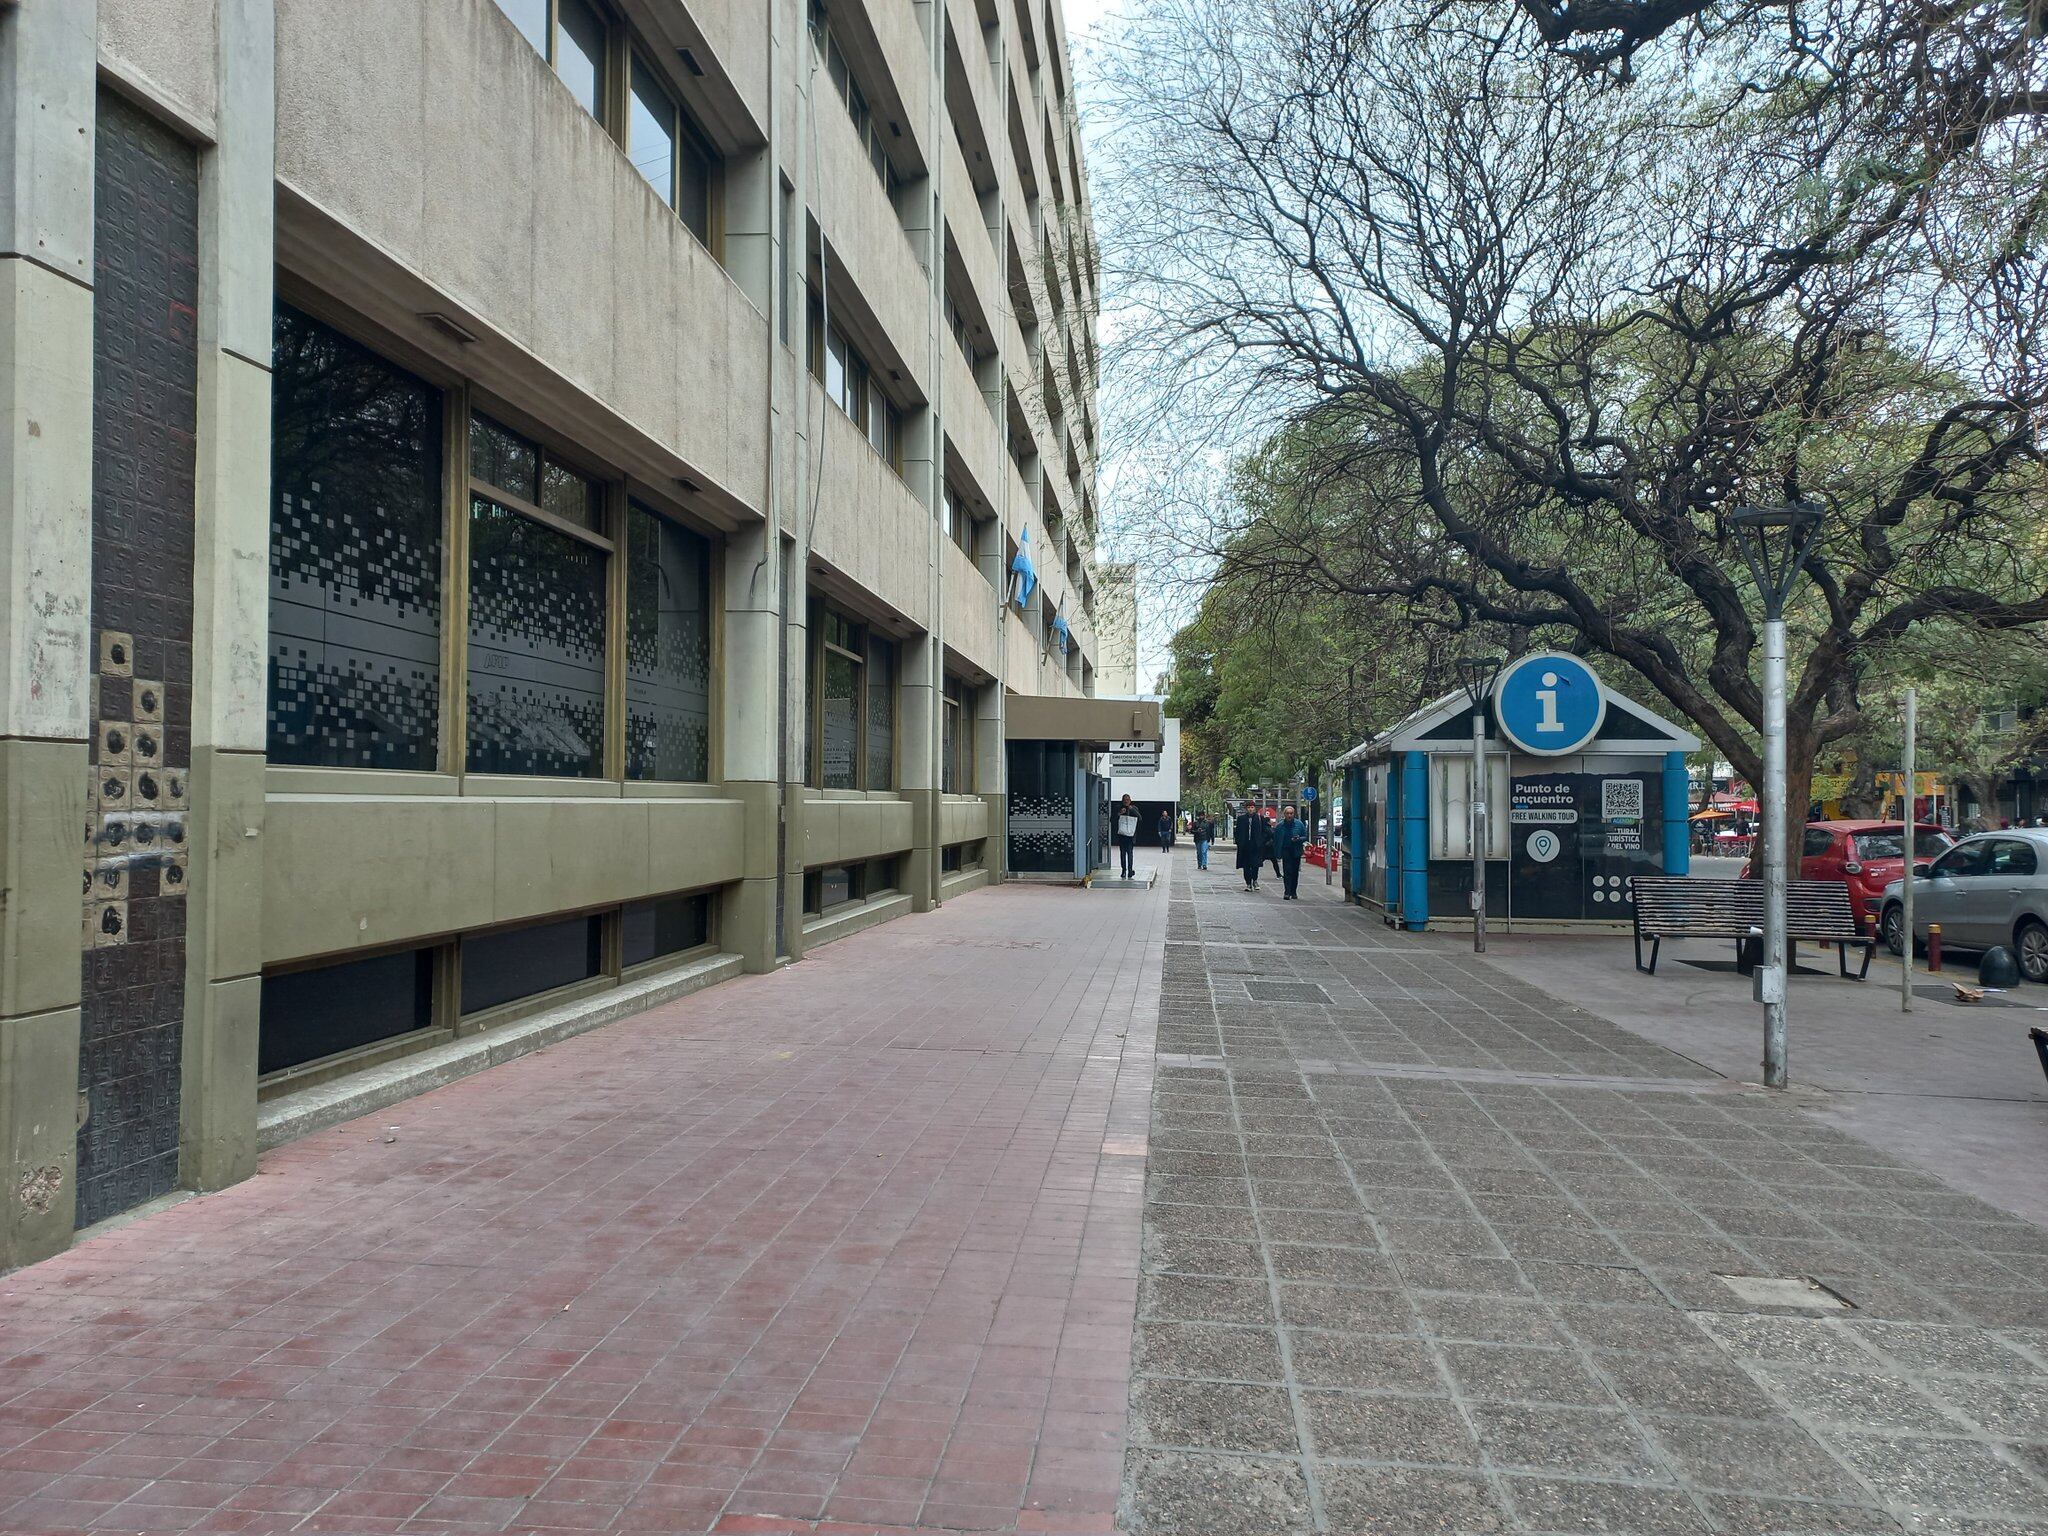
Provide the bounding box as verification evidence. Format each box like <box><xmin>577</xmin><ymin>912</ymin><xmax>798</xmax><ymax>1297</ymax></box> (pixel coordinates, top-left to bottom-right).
<box><xmin>1</xmin><ymin>0</ymin><xmax>1108</xmax><ymax>1268</ymax></box>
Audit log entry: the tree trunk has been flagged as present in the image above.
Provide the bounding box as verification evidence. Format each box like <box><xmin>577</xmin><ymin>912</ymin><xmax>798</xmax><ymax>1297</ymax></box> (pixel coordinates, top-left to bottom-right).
<box><xmin>1838</xmin><ymin>751</ymin><xmax>1882</xmax><ymax>818</ymax></box>
<box><xmin>1761</xmin><ymin>735</ymin><xmax>1819</xmax><ymax>899</ymax></box>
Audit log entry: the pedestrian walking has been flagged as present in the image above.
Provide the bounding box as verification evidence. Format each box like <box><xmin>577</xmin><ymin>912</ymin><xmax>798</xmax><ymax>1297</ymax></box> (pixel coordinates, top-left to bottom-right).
<box><xmin>1157</xmin><ymin>809</ymin><xmax>1174</xmax><ymax>852</ymax></box>
<box><xmin>1233</xmin><ymin>806</ymin><xmax>1268</xmax><ymax>891</ymax></box>
<box><xmin>1193</xmin><ymin>813</ymin><xmax>1214</xmax><ymax>871</ymax></box>
<box><xmin>1271</xmin><ymin>804</ymin><xmax>1309</xmax><ymax>899</ymax></box>
<box><xmin>1114</xmin><ymin>793</ymin><xmax>1138</xmax><ymax>880</ymax></box>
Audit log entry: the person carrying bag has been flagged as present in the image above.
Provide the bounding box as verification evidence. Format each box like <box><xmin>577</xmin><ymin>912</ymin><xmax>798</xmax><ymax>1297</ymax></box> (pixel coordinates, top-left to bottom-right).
<box><xmin>1114</xmin><ymin>793</ymin><xmax>1139</xmax><ymax>879</ymax></box>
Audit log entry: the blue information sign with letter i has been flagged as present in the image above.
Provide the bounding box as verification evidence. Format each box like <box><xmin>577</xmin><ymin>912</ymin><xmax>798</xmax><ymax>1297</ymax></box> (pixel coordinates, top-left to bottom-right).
<box><xmin>1492</xmin><ymin>652</ymin><xmax>1606</xmax><ymax>756</ymax></box>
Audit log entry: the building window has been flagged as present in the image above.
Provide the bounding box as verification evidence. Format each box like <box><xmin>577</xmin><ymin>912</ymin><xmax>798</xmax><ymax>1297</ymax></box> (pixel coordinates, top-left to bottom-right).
<box><xmin>943</xmin><ymin>675</ymin><xmax>975</xmax><ymax>793</ymax></box>
<box><xmin>259</xmin><ymin>946</ymin><xmax>435</xmax><ymax>1077</ymax></box>
<box><xmin>461</xmin><ymin>913</ymin><xmax>603</xmax><ymax>1015</ymax></box>
<box><xmin>492</xmin><ymin>0</ymin><xmax>721</xmax><ymax>253</ymax></box>
<box><xmin>622</xmin><ymin>890</ymin><xmax>713</xmax><ymax>967</ymax></box>
<box><xmin>625</xmin><ymin>502</ymin><xmax>712</xmax><ymax>782</ymax></box>
<box><xmin>494</xmin><ymin>0</ymin><xmax>607</xmax><ymax>117</ymax></box>
<box><xmin>268</xmin><ymin>305</ymin><xmax>445</xmax><ymax>772</ymax></box>
<box><xmin>807</xmin><ymin>604</ymin><xmax>895</xmax><ymax>790</ymax></box>
<box><xmin>809</xmin><ymin>1</ymin><xmax>897</xmax><ymax>192</ymax></box>
<box><xmin>803</xmin><ymin>857</ymin><xmax>897</xmax><ymax>914</ymax></box>
<box><xmin>807</xmin><ymin>292</ymin><xmax>905</xmax><ymax>475</ymax></box>
<box><xmin>628</xmin><ymin>53</ymin><xmax>715</xmax><ymax>246</ymax></box>
<box><xmin>866</xmin><ymin>633</ymin><xmax>896</xmax><ymax>790</ymax></box>
<box><xmin>466</xmin><ymin>413</ymin><xmax>609</xmax><ymax>778</ymax></box>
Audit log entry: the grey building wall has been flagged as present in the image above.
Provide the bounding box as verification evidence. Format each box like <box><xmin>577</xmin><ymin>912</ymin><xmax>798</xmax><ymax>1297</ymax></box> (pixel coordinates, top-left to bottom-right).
<box><xmin>0</xmin><ymin>0</ymin><xmax>1106</xmax><ymax>1269</ymax></box>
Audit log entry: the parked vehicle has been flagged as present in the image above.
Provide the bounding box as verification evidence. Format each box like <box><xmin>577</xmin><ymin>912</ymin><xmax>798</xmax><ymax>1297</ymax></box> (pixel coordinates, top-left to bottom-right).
<box><xmin>1877</xmin><ymin>828</ymin><xmax>2048</xmax><ymax>981</ymax></box>
<box><xmin>1741</xmin><ymin>821</ymin><xmax>1953</xmax><ymax>932</ymax></box>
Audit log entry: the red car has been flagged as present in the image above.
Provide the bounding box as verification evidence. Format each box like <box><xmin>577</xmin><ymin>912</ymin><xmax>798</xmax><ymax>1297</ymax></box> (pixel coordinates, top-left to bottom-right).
<box><xmin>1741</xmin><ymin>821</ymin><xmax>1954</xmax><ymax>931</ymax></box>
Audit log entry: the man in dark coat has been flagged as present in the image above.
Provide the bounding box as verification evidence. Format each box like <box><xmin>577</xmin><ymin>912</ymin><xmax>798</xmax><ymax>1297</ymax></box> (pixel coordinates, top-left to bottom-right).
<box><xmin>1233</xmin><ymin>807</ymin><xmax>1268</xmax><ymax>890</ymax></box>
<box><xmin>1270</xmin><ymin>805</ymin><xmax>1310</xmax><ymax>900</ymax></box>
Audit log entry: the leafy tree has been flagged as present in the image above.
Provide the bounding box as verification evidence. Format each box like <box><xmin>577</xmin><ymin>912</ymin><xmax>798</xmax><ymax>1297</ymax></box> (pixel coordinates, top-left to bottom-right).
<box><xmin>1097</xmin><ymin>0</ymin><xmax>2048</xmax><ymax>887</ymax></box>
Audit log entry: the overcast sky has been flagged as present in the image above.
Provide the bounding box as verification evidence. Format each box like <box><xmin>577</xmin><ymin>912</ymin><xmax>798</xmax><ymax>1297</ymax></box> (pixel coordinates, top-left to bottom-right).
<box><xmin>1058</xmin><ymin>0</ymin><xmax>1172</xmax><ymax>687</ymax></box>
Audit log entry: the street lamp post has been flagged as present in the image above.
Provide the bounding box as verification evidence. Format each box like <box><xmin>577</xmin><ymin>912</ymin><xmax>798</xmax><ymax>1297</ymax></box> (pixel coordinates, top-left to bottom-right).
<box><xmin>1455</xmin><ymin>656</ymin><xmax>1503</xmax><ymax>954</ymax></box>
<box><xmin>1730</xmin><ymin>504</ymin><xmax>1825</xmax><ymax>1089</ymax></box>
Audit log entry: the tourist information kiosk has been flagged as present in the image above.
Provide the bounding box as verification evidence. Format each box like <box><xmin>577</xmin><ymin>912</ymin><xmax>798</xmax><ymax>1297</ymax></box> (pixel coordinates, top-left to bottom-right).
<box><xmin>1332</xmin><ymin>655</ymin><xmax>1700</xmax><ymax>930</ymax></box>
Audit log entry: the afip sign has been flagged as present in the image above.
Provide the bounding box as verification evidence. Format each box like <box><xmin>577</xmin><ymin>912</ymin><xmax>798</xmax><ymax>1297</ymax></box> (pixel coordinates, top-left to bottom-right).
<box><xmin>1493</xmin><ymin>652</ymin><xmax>1606</xmax><ymax>756</ymax></box>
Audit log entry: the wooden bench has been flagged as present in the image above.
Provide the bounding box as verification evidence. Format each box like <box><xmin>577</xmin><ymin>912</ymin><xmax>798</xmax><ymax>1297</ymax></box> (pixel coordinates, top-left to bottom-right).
<box><xmin>1631</xmin><ymin>877</ymin><xmax>1875</xmax><ymax>979</ymax></box>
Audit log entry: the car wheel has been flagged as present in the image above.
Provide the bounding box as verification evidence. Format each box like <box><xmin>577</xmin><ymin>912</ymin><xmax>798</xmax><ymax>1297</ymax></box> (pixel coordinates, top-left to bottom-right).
<box><xmin>1881</xmin><ymin>903</ymin><xmax>1907</xmax><ymax>957</ymax></box>
<box><xmin>2017</xmin><ymin>919</ymin><xmax>2048</xmax><ymax>983</ymax></box>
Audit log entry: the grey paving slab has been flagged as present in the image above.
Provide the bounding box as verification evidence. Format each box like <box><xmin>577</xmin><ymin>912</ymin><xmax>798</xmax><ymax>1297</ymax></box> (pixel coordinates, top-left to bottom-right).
<box><xmin>1124</xmin><ymin>854</ymin><xmax>2048</xmax><ymax>1534</ymax></box>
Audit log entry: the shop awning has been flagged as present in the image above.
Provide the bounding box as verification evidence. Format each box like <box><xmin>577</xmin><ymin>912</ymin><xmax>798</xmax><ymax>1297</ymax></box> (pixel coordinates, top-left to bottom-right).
<box><xmin>1006</xmin><ymin>695</ymin><xmax>1163</xmax><ymax>748</ymax></box>
<box><xmin>1690</xmin><ymin>807</ymin><xmax>1734</xmax><ymax>822</ymax></box>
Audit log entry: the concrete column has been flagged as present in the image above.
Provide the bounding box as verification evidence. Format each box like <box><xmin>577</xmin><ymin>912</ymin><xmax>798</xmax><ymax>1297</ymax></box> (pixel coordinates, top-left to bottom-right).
<box><xmin>0</xmin><ymin>0</ymin><xmax>96</xmax><ymax>1271</ymax></box>
<box><xmin>898</xmin><ymin>632</ymin><xmax>938</xmax><ymax>910</ymax></box>
<box><xmin>175</xmin><ymin>0</ymin><xmax>273</xmax><ymax>1197</ymax></box>
<box><xmin>781</xmin><ymin>539</ymin><xmax>810</xmax><ymax>959</ymax></box>
<box><xmin>720</xmin><ymin>522</ymin><xmax>782</xmax><ymax>972</ymax></box>
<box><xmin>975</xmin><ymin>676</ymin><xmax>1004</xmax><ymax>879</ymax></box>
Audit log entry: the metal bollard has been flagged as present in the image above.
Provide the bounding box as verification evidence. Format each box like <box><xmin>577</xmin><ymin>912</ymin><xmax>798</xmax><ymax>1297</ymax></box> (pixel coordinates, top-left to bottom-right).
<box><xmin>1927</xmin><ymin>923</ymin><xmax>1942</xmax><ymax>974</ymax></box>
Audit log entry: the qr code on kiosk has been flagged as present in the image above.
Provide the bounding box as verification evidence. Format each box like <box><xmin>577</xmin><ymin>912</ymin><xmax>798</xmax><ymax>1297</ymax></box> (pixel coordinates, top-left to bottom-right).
<box><xmin>1602</xmin><ymin>778</ymin><xmax>1645</xmax><ymax>823</ymax></box>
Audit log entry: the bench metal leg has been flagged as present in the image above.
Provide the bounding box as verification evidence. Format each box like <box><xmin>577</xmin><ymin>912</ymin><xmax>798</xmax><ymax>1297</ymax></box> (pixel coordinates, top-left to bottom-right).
<box><xmin>1856</xmin><ymin>941</ymin><xmax>1874</xmax><ymax>980</ymax></box>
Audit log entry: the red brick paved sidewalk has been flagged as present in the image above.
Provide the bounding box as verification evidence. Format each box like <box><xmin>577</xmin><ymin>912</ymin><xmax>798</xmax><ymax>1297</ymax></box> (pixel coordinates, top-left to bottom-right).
<box><xmin>0</xmin><ymin>869</ymin><xmax>1166</xmax><ymax>1535</ymax></box>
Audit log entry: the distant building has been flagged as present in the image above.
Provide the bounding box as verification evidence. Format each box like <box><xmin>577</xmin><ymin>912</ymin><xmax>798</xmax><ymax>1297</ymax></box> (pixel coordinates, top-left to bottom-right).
<box><xmin>1095</xmin><ymin>564</ymin><xmax>1140</xmax><ymax>696</ymax></box>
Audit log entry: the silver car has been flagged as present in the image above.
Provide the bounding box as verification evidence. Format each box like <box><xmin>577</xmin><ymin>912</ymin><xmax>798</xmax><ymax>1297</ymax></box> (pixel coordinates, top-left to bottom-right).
<box><xmin>1879</xmin><ymin>828</ymin><xmax>2048</xmax><ymax>981</ymax></box>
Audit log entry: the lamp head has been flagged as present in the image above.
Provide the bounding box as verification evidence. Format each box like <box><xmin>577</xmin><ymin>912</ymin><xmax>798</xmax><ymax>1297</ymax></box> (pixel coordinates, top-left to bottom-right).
<box><xmin>1730</xmin><ymin>503</ymin><xmax>1825</xmax><ymax>615</ymax></box>
<box><xmin>1455</xmin><ymin>655</ymin><xmax>1503</xmax><ymax>710</ymax></box>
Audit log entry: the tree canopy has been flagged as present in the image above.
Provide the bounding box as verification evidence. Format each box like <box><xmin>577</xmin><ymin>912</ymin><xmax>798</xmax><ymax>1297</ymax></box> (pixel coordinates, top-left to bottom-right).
<box><xmin>1099</xmin><ymin>0</ymin><xmax>2048</xmax><ymax>857</ymax></box>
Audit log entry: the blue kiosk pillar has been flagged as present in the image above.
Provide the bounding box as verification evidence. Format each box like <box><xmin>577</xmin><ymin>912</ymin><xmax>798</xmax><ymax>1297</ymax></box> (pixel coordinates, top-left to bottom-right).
<box><xmin>1400</xmin><ymin>749</ymin><xmax>1429</xmax><ymax>930</ymax></box>
<box><xmin>1663</xmin><ymin>750</ymin><xmax>1691</xmax><ymax>876</ymax></box>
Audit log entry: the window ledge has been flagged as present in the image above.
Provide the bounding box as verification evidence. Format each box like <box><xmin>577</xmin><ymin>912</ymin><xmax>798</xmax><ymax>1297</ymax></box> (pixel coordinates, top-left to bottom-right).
<box><xmin>801</xmin><ymin>890</ymin><xmax>913</xmax><ymax>951</ymax></box>
<box><xmin>257</xmin><ymin>950</ymin><xmax>745</xmax><ymax>1152</ymax></box>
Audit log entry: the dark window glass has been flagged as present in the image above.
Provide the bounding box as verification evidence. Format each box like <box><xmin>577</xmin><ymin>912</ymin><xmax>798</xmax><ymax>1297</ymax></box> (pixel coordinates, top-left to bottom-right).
<box><xmin>626</xmin><ymin>502</ymin><xmax>712</xmax><ymax>781</ymax></box>
<box><xmin>622</xmin><ymin>891</ymin><xmax>712</xmax><ymax>966</ymax></box>
<box><xmin>943</xmin><ymin>695</ymin><xmax>961</xmax><ymax>794</ymax></box>
<box><xmin>268</xmin><ymin>304</ymin><xmax>444</xmax><ymax>771</ymax></box>
<box><xmin>461</xmin><ymin>914</ymin><xmax>602</xmax><ymax>1014</ymax></box>
<box><xmin>942</xmin><ymin>843</ymin><xmax>963</xmax><ymax>873</ymax></box>
<box><xmin>260</xmin><ymin>947</ymin><xmax>434</xmax><ymax>1076</ymax></box>
<box><xmin>1991</xmin><ymin>839</ymin><xmax>2039</xmax><ymax>876</ymax></box>
<box><xmin>628</xmin><ymin>55</ymin><xmax>678</xmax><ymax>208</ymax></box>
<box><xmin>470</xmin><ymin>413</ymin><xmax>537</xmax><ymax>501</ymax></box>
<box><xmin>677</xmin><ymin>122</ymin><xmax>714</xmax><ymax>247</ymax></box>
<box><xmin>1803</xmin><ymin>828</ymin><xmax>1835</xmax><ymax>858</ymax></box>
<box><xmin>490</xmin><ymin>0</ymin><xmax>548</xmax><ymax>51</ymax></box>
<box><xmin>466</xmin><ymin>496</ymin><xmax>607</xmax><ymax>777</ymax></box>
<box><xmin>865</xmin><ymin>634</ymin><xmax>895</xmax><ymax>790</ymax></box>
<box><xmin>554</xmin><ymin>0</ymin><xmax>607</xmax><ymax>117</ymax></box>
<box><xmin>540</xmin><ymin>458</ymin><xmax>602</xmax><ymax>531</ymax></box>
<box><xmin>1855</xmin><ymin>829</ymin><xmax>1952</xmax><ymax>860</ymax></box>
<box><xmin>1932</xmin><ymin>841</ymin><xmax>1993</xmax><ymax>878</ymax></box>
<box><xmin>818</xmin><ymin>864</ymin><xmax>854</xmax><ymax>910</ymax></box>
<box><xmin>820</xmin><ymin>645</ymin><xmax>859</xmax><ymax>789</ymax></box>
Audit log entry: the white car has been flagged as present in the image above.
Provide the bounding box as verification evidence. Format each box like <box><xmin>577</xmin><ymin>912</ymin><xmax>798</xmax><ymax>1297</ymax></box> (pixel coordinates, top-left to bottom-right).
<box><xmin>1878</xmin><ymin>829</ymin><xmax>2048</xmax><ymax>981</ymax></box>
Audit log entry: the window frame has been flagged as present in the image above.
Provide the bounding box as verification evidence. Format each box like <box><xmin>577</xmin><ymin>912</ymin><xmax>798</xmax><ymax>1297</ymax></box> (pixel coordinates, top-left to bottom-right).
<box><xmin>491</xmin><ymin>0</ymin><xmax>724</xmax><ymax>257</ymax></box>
<box><xmin>806</xmin><ymin>601</ymin><xmax>898</xmax><ymax>791</ymax></box>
